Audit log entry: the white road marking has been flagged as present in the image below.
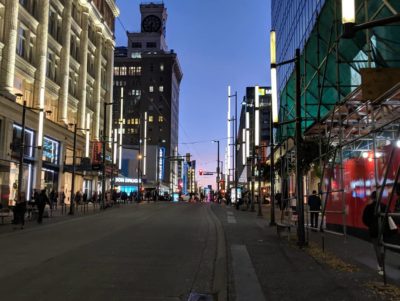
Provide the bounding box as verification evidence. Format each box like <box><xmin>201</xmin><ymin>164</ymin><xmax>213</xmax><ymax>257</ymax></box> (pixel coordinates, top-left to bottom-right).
<box><xmin>231</xmin><ymin>244</ymin><xmax>266</xmax><ymax>301</ymax></box>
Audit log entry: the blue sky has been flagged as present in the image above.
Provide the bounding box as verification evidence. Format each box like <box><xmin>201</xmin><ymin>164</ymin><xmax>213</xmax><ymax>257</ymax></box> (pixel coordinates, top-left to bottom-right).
<box><xmin>115</xmin><ymin>0</ymin><xmax>271</xmax><ymax>188</ymax></box>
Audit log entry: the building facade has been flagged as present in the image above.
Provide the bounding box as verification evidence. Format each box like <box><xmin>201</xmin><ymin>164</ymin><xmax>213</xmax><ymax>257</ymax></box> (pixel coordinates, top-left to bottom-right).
<box><xmin>0</xmin><ymin>0</ymin><xmax>118</xmax><ymax>206</ymax></box>
<box><xmin>236</xmin><ymin>86</ymin><xmax>271</xmax><ymax>196</ymax></box>
<box><xmin>113</xmin><ymin>3</ymin><xmax>183</xmax><ymax>194</ymax></box>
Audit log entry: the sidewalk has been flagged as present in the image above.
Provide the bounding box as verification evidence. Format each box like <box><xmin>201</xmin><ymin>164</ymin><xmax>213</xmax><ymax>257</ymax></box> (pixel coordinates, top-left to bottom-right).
<box><xmin>0</xmin><ymin>202</ymin><xmax>115</xmax><ymax>235</ymax></box>
<box><xmin>259</xmin><ymin>204</ymin><xmax>400</xmax><ymax>284</ymax></box>
<box><xmin>212</xmin><ymin>203</ymin><xmax>400</xmax><ymax>301</ymax></box>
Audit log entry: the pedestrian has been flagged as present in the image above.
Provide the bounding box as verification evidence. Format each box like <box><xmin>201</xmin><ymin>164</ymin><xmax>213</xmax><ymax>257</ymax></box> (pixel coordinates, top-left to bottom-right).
<box><xmin>75</xmin><ymin>190</ymin><xmax>82</xmax><ymax>208</ymax></box>
<box><xmin>394</xmin><ymin>184</ymin><xmax>400</xmax><ymax>225</ymax></box>
<box><xmin>13</xmin><ymin>192</ymin><xmax>27</xmax><ymax>229</ymax></box>
<box><xmin>83</xmin><ymin>191</ymin><xmax>88</xmax><ymax>203</ymax></box>
<box><xmin>37</xmin><ymin>189</ymin><xmax>49</xmax><ymax>224</ymax></box>
<box><xmin>92</xmin><ymin>191</ymin><xmax>98</xmax><ymax>204</ymax></box>
<box><xmin>59</xmin><ymin>190</ymin><xmax>65</xmax><ymax>205</ymax></box>
<box><xmin>362</xmin><ymin>191</ymin><xmax>395</xmax><ymax>275</ymax></box>
<box><xmin>50</xmin><ymin>189</ymin><xmax>57</xmax><ymax>210</ymax></box>
<box><xmin>307</xmin><ymin>190</ymin><xmax>322</xmax><ymax>229</ymax></box>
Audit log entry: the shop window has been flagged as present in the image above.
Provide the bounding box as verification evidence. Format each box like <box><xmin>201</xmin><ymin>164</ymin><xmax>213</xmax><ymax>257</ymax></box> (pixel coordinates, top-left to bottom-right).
<box><xmin>42</xmin><ymin>137</ymin><xmax>59</xmax><ymax>164</ymax></box>
<box><xmin>11</xmin><ymin>124</ymin><xmax>34</xmax><ymax>159</ymax></box>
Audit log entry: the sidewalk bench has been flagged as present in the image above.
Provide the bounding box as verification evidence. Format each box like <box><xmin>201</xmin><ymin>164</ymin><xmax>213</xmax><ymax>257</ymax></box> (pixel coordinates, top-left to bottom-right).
<box><xmin>276</xmin><ymin>222</ymin><xmax>291</xmax><ymax>238</ymax></box>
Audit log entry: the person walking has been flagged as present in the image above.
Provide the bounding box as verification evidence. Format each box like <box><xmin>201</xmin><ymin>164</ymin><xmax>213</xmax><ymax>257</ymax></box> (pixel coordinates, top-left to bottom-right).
<box><xmin>13</xmin><ymin>192</ymin><xmax>27</xmax><ymax>229</ymax></box>
<box><xmin>49</xmin><ymin>189</ymin><xmax>57</xmax><ymax>210</ymax></box>
<box><xmin>362</xmin><ymin>191</ymin><xmax>393</xmax><ymax>275</ymax></box>
<box><xmin>37</xmin><ymin>189</ymin><xmax>49</xmax><ymax>224</ymax></box>
<box><xmin>307</xmin><ymin>190</ymin><xmax>322</xmax><ymax>229</ymax></box>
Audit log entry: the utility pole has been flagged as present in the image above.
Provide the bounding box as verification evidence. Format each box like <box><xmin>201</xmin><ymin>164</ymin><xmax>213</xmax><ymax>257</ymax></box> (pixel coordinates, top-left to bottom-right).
<box><xmin>295</xmin><ymin>48</ymin><xmax>306</xmax><ymax>246</ymax></box>
<box><xmin>270</xmin><ymin>104</ymin><xmax>276</xmax><ymax>225</ymax></box>
<box><xmin>17</xmin><ymin>99</ymin><xmax>26</xmax><ymax>204</ymax></box>
<box><xmin>101</xmin><ymin>102</ymin><xmax>107</xmax><ymax>209</ymax></box>
<box><xmin>69</xmin><ymin>124</ymin><xmax>77</xmax><ymax>215</ymax></box>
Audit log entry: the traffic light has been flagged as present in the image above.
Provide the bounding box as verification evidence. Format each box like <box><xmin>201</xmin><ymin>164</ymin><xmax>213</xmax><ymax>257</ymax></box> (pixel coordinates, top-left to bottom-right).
<box><xmin>199</xmin><ymin>169</ymin><xmax>203</xmax><ymax>176</ymax></box>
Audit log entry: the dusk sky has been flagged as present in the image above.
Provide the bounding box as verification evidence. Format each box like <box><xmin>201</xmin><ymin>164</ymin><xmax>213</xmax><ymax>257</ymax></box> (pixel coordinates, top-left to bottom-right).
<box><xmin>115</xmin><ymin>0</ymin><xmax>271</xmax><ymax>188</ymax></box>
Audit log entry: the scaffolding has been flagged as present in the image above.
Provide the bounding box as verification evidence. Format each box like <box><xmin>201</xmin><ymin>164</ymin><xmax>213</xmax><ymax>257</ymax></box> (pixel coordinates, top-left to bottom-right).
<box><xmin>273</xmin><ymin>0</ymin><xmax>400</xmax><ymax>278</ymax></box>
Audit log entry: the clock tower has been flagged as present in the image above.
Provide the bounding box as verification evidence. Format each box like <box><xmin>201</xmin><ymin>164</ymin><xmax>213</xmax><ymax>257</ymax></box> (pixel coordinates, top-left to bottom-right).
<box><xmin>127</xmin><ymin>3</ymin><xmax>168</xmax><ymax>55</ymax></box>
<box><xmin>140</xmin><ymin>3</ymin><xmax>167</xmax><ymax>37</ymax></box>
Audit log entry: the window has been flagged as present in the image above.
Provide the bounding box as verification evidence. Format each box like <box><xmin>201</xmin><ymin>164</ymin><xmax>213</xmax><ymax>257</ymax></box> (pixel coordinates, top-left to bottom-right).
<box><xmin>114</xmin><ymin>66</ymin><xmax>120</xmax><ymax>76</ymax></box>
<box><xmin>130</xmin><ymin>89</ymin><xmax>141</xmax><ymax>96</ymax></box>
<box><xmin>128</xmin><ymin>66</ymin><xmax>142</xmax><ymax>76</ymax></box>
<box><xmin>131</xmin><ymin>52</ymin><xmax>141</xmax><ymax>58</ymax></box>
<box><xmin>146</xmin><ymin>42</ymin><xmax>157</xmax><ymax>48</ymax></box>
<box><xmin>158</xmin><ymin>116</ymin><xmax>164</xmax><ymax>122</ymax></box>
<box><xmin>159</xmin><ymin>86</ymin><xmax>164</xmax><ymax>92</ymax></box>
<box><xmin>132</xmin><ymin>42</ymin><xmax>142</xmax><ymax>48</ymax></box>
<box><xmin>120</xmin><ymin>66</ymin><xmax>127</xmax><ymax>76</ymax></box>
<box><xmin>149</xmin><ymin>86</ymin><xmax>154</xmax><ymax>92</ymax></box>
<box><xmin>46</xmin><ymin>50</ymin><xmax>58</xmax><ymax>83</ymax></box>
<box><xmin>16</xmin><ymin>26</ymin><xmax>27</xmax><ymax>58</ymax></box>
<box><xmin>160</xmin><ymin>63</ymin><xmax>164</xmax><ymax>71</ymax></box>
<box><xmin>11</xmin><ymin>124</ymin><xmax>35</xmax><ymax>158</ymax></box>
<box><xmin>42</xmin><ymin>137</ymin><xmax>59</xmax><ymax>164</ymax></box>
<box><xmin>48</xmin><ymin>7</ymin><xmax>61</xmax><ymax>42</ymax></box>
<box><xmin>70</xmin><ymin>35</ymin><xmax>79</xmax><ymax>61</ymax></box>
<box><xmin>149</xmin><ymin>116</ymin><xmax>154</xmax><ymax>122</ymax></box>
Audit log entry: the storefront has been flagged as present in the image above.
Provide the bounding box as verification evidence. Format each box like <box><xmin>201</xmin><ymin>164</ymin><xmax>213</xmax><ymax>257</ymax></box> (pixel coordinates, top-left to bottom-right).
<box><xmin>114</xmin><ymin>177</ymin><xmax>141</xmax><ymax>194</ymax></box>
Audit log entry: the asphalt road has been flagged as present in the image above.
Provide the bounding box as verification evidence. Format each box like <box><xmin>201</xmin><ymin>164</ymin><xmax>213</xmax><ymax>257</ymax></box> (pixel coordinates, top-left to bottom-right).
<box><xmin>0</xmin><ymin>203</ymin><xmax>224</xmax><ymax>301</ymax></box>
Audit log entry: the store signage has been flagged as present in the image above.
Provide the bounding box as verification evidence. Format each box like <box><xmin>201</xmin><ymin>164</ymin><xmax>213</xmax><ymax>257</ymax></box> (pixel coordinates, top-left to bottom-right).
<box><xmin>115</xmin><ymin>177</ymin><xmax>141</xmax><ymax>184</ymax></box>
<box><xmin>158</xmin><ymin>147</ymin><xmax>165</xmax><ymax>181</ymax></box>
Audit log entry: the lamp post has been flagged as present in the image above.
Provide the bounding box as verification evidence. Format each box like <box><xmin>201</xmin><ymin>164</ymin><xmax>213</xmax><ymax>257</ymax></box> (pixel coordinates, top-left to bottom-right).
<box><xmin>341</xmin><ymin>0</ymin><xmax>400</xmax><ymax>38</ymax></box>
<box><xmin>213</xmin><ymin>140</ymin><xmax>220</xmax><ymax>200</ymax></box>
<box><xmin>137</xmin><ymin>153</ymin><xmax>142</xmax><ymax>201</ymax></box>
<box><xmin>102</xmin><ymin>101</ymin><xmax>114</xmax><ymax>209</ymax></box>
<box><xmin>68</xmin><ymin>123</ymin><xmax>89</xmax><ymax>215</ymax></box>
<box><xmin>270</xmin><ymin>30</ymin><xmax>306</xmax><ymax>246</ymax></box>
<box><xmin>17</xmin><ymin>96</ymin><xmax>26</xmax><ymax>204</ymax></box>
<box><xmin>269</xmin><ymin>100</ymin><xmax>276</xmax><ymax>225</ymax></box>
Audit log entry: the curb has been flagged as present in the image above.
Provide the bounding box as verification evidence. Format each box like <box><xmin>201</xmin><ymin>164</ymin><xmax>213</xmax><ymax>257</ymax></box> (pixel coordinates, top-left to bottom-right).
<box><xmin>209</xmin><ymin>204</ymin><xmax>228</xmax><ymax>301</ymax></box>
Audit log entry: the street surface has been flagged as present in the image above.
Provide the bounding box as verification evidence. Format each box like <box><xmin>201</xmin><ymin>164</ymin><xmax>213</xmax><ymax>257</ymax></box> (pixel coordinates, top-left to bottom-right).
<box><xmin>0</xmin><ymin>202</ymin><xmax>399</xmax><ymax>301</ymax></box>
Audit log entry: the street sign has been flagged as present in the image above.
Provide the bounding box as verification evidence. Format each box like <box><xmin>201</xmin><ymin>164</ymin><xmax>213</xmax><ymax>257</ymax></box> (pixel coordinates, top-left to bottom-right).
<box><xmin>203</xmin><ymin>172</ymin><xmax>214</xmax><ymax>176</ymax></box>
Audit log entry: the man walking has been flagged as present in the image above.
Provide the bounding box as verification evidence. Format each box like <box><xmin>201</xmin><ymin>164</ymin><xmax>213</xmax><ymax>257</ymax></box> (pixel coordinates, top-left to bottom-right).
<box><xmin>37</xmin><ymin>190</ymin><xmax>49</xmax><ymax>224</ymax></box>
<box><xmin>307</xmin><ymin>190</ymin><xmax>322</xmax><ymax>229</ymax></box>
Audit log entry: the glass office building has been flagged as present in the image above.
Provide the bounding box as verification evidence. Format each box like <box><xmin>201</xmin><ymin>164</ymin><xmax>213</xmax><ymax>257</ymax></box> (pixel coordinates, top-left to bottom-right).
<box><xmin>271</xmin><ymin>0</ymin><xmax>325</xmax><ymax>91</ymax></box>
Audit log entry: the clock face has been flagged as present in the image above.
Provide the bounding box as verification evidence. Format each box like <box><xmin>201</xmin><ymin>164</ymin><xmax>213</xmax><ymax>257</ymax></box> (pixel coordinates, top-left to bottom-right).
<box><xmin>142</xmin><ymin>15</ymin><xmax>162</xmax><ymax>32</ymax></box>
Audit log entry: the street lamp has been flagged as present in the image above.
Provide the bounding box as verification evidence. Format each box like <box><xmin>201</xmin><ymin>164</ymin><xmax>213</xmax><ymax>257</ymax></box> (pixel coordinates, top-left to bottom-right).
<box><xmin>67</xmin><ymin>123</ymin><xmax>89</xmax><ymax>215</ymax></box>
<box><xmin>137</xmin><ymin>153</ymin><xmax>143</xmax><ymax>200</ymax></box>
<box><xmin>102</xmin><ymin>101</ymin><xmax>114</xmax><ymax>209</ymax></box>
<box><xmin>269</xmin><ymin>30</ymin><xmax>306</xmax><ymax>247</ymax></box>
<box><xmin>341</xmin><ymin>0</ymin><xmax>400</xmax><ymax>38</ymax></box>
<box><xmin>212</xmin><ymin>140</ymin><xmax>220</xmax><ymax>200</ymax></box>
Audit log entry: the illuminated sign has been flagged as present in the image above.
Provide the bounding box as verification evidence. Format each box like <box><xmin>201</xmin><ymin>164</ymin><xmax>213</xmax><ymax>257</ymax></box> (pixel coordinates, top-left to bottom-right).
<box><xmin>158</xmin><ymin>147</ymin><xmax>165</xmax><ymax>181</ymax></box>
<box><xmin>115</xmin><ymin>177</ymin><xmax>141</xmax><ymax>184</ymax></box>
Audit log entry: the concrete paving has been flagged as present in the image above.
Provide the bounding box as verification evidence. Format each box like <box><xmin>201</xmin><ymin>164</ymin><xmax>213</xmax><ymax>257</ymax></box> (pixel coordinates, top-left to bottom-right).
<box><xmin>0</xmin><ymin>203</ymin><xmax>221</xmax><ymax>301</ymax></box>
<box><xmin>1</xmin><ymin>201</ymin><xmax>399</xmax><ymax>301</ymax></box>
<box><xmin>211</xmin><ymin>203</ymin><xmax>399</xmax><ymax>301</ymax></box>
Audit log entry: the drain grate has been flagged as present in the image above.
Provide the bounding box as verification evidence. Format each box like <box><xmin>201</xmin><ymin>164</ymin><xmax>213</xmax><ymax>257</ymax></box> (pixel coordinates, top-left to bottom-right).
<box><xmin>187</xmin><ymin>292</ymin><xmax>215</xmax><ymax>301</ymax></box>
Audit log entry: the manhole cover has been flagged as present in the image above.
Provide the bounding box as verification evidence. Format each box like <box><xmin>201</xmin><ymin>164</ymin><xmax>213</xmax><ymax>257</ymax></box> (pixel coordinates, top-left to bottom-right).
<box><xmin>187</xmin><ymin>292</ymin><xmax>215</xmax><ymax>301</ymax></box>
